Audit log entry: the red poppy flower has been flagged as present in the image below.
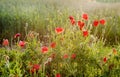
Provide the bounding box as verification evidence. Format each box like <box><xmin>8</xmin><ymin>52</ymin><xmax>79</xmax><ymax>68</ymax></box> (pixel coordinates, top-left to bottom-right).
<box><xmin>69</xmin><ymin>16</ymin><xmax>76</xmax><ymax>25</ymax></box>
<box><xmin>71</xmin><ymin>53</ymin><xmax>76</xmax><ymax>59</ymax></box>
<box><xmin>63</xmin><ymin>54</ymin><xmax>68</xmax><ymax>59</ymax></box>
<box><xmin>55</xmin><ymin>27</ymin><xmax>64</xmax><ymax>34</ymax></box>
<box><xmin>83</xmin><ymin>30</ymin><xmax>88</xmax><ymax>37</ymax></box>
<box><xmin>2</xmin><ymin>39</ymin><xmax>9</xmax><ymax>46</ymax></box>
<box><xmin>14</xmin><ymin>33</ymin><xmax>21</xmax><ymax>38</ymax></box>
<box><xmin>70</xmin><ymin>19</ymin><xmax>76</xmax><ymax>25</ymax></box>
<box><xmin>113</xmin><ymin>48</ymin><xmax>117</xmax><ymax>55</ymax></box>
<box><xmin>103</xmin><ymin>57</ymin><xmax>107</xmax><ymax>63</ymax></box>
<box><xmin>19</xmin><ymin>41</ymin><xmax>26</xmax><ymax>48</ymax></box>
<box><xmin>78</xmin><ymin>21</ymin><xmax>85</xmax><ymax>30</ymax></box>
<box><xmin>33</xmin><ymin>64</ymin><xmax>40</xmax><ymax>70</ymax></box>
<box><xmin>82</xmin><ymin>13</ymin><xmax>88</xmax><ymax>20</ymax></box>
<box><xmin>30</xmin><ymin>64</ymin><xmax>40</xmax><ymax>73</ymax></box>
<box><xmin>100</xmin><ymin>19</ymin><xmax>106</xmax><ymax>25</ymax></box>
<box><xmin>56</xmin><ymin>73</ymin><xmax>61</xmax><ymax>77</ymax></box>
<box><xmin>69</xmin><ymin>16</ymin><xmax>74</xmax><ymax>20</ymax></box>
<box><xmin>41</xmin><ymin>46</ymin><xmax>48</xmax><ymax>53</ymax></box>
<box><xmin>93</xmin><ymin>20</ymin><xmax>99</xmax><ymax>27</ymax></box>
<box><xmin>50</xmin><ymin>42</ymin><xmax>56</xmax><ymax>48</ymax></box>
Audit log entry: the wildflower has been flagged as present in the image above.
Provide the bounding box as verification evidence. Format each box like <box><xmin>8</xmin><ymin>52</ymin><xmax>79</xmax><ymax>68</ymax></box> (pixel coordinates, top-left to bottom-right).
<box><xmin>78</xmin><ymin>21</ymin><xmax>85</xmax><ymax>30</ymax></box>
<box><xmin>19</xmin><ymin>41</ymin><xmax>26</xmax><ymax>48</ymax></box>
<box><xmin>113</xmin><ymin>48</ymin><xmax>117</xmax><ymax>55</ymax></box>
<box><xmin>56</xmin><ymin>73</ymin><xmax>61</xmax><ymax>77</ymax></box>
<box><xmin>69</xmin><ymin>16</ymin><xmax>75</xmax><ymax>25</ymax></box>
<box><xmin>55</xmin><ymin>27</ymin><xmax>64</xmax><ymax>34</ymax></box>
<box><xmin>41</xmin><ymin>46</ymin><xmax>48</xmax><ymax>53</ymax></box>
<box><xmin>30</xmin><ymin>64</ymin><xmax>40</xmax><ymax>73</ymax></box>
<box><xmin>83</xmin><ymin>30</ymin><xmax>89</xmax><ymax>37</ymax></box>
<box><xmin>50</xmin><ymin>42</ymin><xmax>56</xmax><ymax>48</ymax></box>
<box><xmin>100</xmin><ymin>19</ymin><xmax>106</xmax><ymax>25</ymax></box>
<box><xmin>70</xmin><ymin>19</ymin><xmax>76</xmax><ymax>25</ymax></box>
<box><xmin>63</xmin><ymin>54</ymin><xmax>68</xmax><ymax>59</ymax></box>
<box><xmin>14</xmin><ymin>33</ymin><xmax>21</xmax><ymax>38</ymax></box>
<box><xmin>93</xmin><ymin>20</ymin><xmax>99</xmax><ymax>27</ymax></box>
<box><xmin>103</xmin><ymin>57</ymin><xmax>107</xmax><ymax>63</ymax></box>
<box><xmin>82</xmin><ymin>13</ymin><xmax>88</xmax><ymax>20</ymax></box>
<box><xmin>2</xmin><ymin>39</ymin><xmax>9</xmax><ymax>46</ymax></box>
<box><xmin>33</xmin><ymin>64</ymin><xmax>40</xmax><ymax>70</ymax></box>
<box><xmin>71</xmin><ymin>53</ymin><xmax>76</xmax><ymax>59</ymax></box>
<box><xmin>69</xmin><ymin>16</ymin><xmax>74</xmax><ymax>20</ymax></box>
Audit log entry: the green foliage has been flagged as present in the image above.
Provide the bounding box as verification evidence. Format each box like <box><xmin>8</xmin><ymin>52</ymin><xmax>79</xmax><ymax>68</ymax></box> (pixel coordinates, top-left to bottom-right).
<box><xmin>0</xmin><ymin>0</ymin><xmax>120</xmax><ymax>45</ymax></box>
<box><xmin>0</xmin><ymin>0</ymin><xmax>120</xmax><ymax>76</ymax></box>
<box><xmin>1</xmin><ymin>14</ymin><xmax>120</xmax><ymax>76</ymax></box>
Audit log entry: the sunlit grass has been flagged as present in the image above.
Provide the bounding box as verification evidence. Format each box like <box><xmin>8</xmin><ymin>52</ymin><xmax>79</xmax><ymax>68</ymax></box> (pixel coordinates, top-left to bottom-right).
<box><xmin>0</xmin><ymin>1</ymin><xmax>120</xmax><ymax>76</ymax></box>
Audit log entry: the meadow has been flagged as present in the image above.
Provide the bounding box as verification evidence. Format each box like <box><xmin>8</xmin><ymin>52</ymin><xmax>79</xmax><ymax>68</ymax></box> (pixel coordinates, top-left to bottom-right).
<box><xmin>0</xmin><ymin>0</ymin><xmax>120</xmax><ymax>77</ymax></box>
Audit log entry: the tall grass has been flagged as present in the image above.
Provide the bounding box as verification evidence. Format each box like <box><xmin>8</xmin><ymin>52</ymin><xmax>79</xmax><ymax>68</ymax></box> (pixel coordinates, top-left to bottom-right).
<box><xmin>0</xmin><ymin>0</ymin><xmax>55</xmax><ymax>43</ymax></box>
<box><xmin>0</xmin><ymin>0</ymin><xmax>120</xmax><ymax>45</ymax></box>
<box><xmin>1</xmin><ymin>0</ymin><xmax>120</xmax><ymax>76</ymax></box>
<box><xmin>0</xmin><ymin>12</ymin><xmax>120</xmax><ymax>76</ymax></box>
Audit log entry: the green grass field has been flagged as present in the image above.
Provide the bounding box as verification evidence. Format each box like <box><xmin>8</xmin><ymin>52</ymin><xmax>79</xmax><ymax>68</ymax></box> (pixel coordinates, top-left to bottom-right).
<box><xmin>0</xmin><ymin>0</ymin><xmax>120</xmax><ymax>77</ymax></box>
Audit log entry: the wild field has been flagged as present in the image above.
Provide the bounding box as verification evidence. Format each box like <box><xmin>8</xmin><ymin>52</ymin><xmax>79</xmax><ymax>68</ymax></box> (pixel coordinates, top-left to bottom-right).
<box><xmin>0</xmin><ymin>0</ymin><xmax>120</xmax><ymax>77</ymax></box>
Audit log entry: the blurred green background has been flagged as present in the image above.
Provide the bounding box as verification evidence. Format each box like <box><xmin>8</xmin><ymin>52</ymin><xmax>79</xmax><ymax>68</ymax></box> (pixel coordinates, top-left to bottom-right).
<box><xmin>97</xmin><ymin>0</ymin><xmax>120</xmax><ymax>3</ymax></box>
